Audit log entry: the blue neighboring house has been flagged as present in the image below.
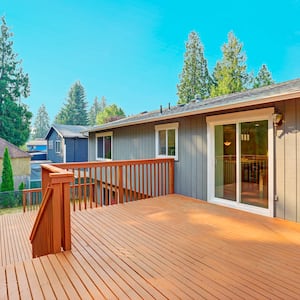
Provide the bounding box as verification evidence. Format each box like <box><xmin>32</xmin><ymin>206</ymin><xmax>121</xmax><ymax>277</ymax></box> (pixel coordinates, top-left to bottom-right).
<box><xmin>45</xmin><ymin>124</ymin><xmax>89</xmax><ymax>163</ymax></box>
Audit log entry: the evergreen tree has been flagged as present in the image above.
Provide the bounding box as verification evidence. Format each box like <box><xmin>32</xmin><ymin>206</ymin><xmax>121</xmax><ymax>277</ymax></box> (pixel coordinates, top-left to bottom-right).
<box><xmin>55</xmin><ymin>81</ymin><xmax>88</xmax><ymax>125</ymax></box>
<box><xmin>1</xmin><ymin>147</ymin><xmax>14</xmax><ymax>192</ymax></box>
<box><xmin>177</xmin><ymin>31</ymin><xmax>211</xmax><ymax>104</ymax></box>
<box><xmin>253</xmin><ymin>64</ymin><xmax>275</xmax><ymax>88</ymax></box>
<box><xmin>211</xmin><ymin>31</ymin><xmax>250</xmax><ymax>97</ymax></box>
<box><xmin>88</xmin><ymin>96</ymin><xmax>107</xmax><ymax>126</ymax></box>
<box><xmin>0</xmin><ymin>16</ymin><xmax>32</xmax><ymax>146</ymax></box>
<box><xmin>32</xmin><ymin>104</ymin><xmax>50</xmax><ymax>138</ymax></box>
<box><xmin>96</xmin><ymin>104</ymin><xmax>125</xmax><ymax>125</ymax></box>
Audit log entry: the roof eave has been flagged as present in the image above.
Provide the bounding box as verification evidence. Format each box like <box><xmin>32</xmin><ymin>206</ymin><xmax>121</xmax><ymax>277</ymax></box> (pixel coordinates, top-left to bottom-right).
<box><xmin>87</xmin><ymin>90</ymin><xmax>300</xmax><ymax>133</ymax></box>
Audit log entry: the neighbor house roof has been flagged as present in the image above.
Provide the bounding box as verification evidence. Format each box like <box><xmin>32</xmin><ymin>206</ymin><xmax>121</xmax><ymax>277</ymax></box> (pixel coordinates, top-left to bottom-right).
<box><xmin>45</xmin><ymin>124</ymin><xmax>90</xmax><ymax>139</ymax></box>
<box><xmin>26</xmin><ymin>139</ymin><xmax>47</xmax><ymax>146</ymax></box>
<box><xmin>0</xmin><ymin>138</ymin><xmax>30</xmax><ymax>159</ymax></box>
<box><xmin>88</xmin><ymin>78</ymin><xmax>300</xmax><ymax>133</ymax></box>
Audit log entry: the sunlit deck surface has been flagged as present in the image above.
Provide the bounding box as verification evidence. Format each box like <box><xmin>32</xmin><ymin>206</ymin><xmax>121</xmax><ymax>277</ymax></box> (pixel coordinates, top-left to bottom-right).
<box><xmin>1</xmin><ymin>194</ymin><xmax>300</xmax><ymax>299</ymax></box>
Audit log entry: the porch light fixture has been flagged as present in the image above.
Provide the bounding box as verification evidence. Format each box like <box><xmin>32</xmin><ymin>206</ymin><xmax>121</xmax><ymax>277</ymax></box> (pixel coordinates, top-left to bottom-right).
<box><xmin>272</xmin><ymin>112</ymin><xmax>283</xmax><ymax>127</ymax></box>
<box><xmin>224</xmin><ymin>141</ymin><xmax>231</xmax><ymax>147</ymax></box>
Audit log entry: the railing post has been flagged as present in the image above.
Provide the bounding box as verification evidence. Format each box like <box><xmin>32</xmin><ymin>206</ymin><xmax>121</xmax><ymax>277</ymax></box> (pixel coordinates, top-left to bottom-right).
<box><xmin>51</xmin><ymin>181</ymin><xmax>62</xmax><ymax>254</ymax></box>
<box><xmin>168</xmin><ymin>159</ymin><xmax>174</xmax><ymax>194</ymax></box>
<box><xmin>62</xmin><ymin>181</ymin><xmax>71</xmax><ymax>250</ymax></box>
<box><xmin>118</xmin><ymin>166</ymin><xmax>124</xmax><ymax>204</ymax></box>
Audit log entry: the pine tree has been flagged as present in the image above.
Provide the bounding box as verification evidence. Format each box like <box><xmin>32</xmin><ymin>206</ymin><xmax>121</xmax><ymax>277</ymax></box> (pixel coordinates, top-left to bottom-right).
<box><xmin>1</xmin><ymin>147</ymin><xmax>14</xmax><ymax>192</ymax></box>
<box><xmin>32</xmin><ymin>104</ymin><xmax>50</xmax><ymax>138</ymax></box>
<box><xmin>96</xmin><ymin>104</ymin><xmax>125</xmax><ymax>125</ymax></box>
<box><xmin>211</xmin><ymin>31</ymin><xmax>250</xmax><ymax>97</ymax></box>
<box><xmin>177</xmin><ymin>31</ymin><xmax>211</xmax><ymax>104</ymax></box>
<box><xmin>0</xmin><ymin>16</ymin><xmax>32</xmax><ymax>146</ymax></box>
<box><xmin>55</xmin><ymin>81</ymin><xmax>88</xmax><ymax>125</ymax></box>
<box><xmin>88</xmin><ymin>96</ymin><xmax>107</xmax><ymax>126</ymax></box>
<box><xmin>253</xmin><ymin>64</ymin><xmax>275</xmax><ymax>88</ymax></box>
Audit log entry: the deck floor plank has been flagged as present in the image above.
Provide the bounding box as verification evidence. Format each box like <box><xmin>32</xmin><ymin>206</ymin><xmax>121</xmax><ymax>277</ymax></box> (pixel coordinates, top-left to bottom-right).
<box><xmin>22</xmin><ymin>260</ymin><xmax>44</xmax><ymax>300</ymax></box>
<box><xmin>5</xmin><ymin>264</ymin><xmax>19</xmax><ymax>300</ymax></box>
<box><xmin>62</xmin><ymin>251</ymin><xmax>107</xmax><ymax>300</ymax></box>
<box><xmin>0</xmin><ymin>266</ymin><xmax>8</xmax><ymax>300</ymax></box>
<box><xmin>1</xmin><ymin>194</ymin><xmax>300</xmax><ymax>299</ymax></box>
<box><xmin>14</xmin><ymin>261</ymin><xmax>32</xmax><ymax>300</ymax></box>
<box><xmin>31</xmin><ymin>259</ymin><xmax>56</xmax><ymax>299</ymax></box>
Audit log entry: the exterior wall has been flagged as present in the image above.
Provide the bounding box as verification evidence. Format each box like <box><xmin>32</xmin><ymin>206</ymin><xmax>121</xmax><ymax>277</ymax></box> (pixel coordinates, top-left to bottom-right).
<box><xmin>47</xmin><ymin>131</ymin><xmax>64</xmax><ymax>163</ymax></box>
<box><xmin>274</xmin><ymin>98</ymin><xmax>300</xmax><ymax>222</ymax></box>
<box><xmin>89</xmin><ymin>116</ymin><xmax>208</xmax><ymax>201</ymax></box>
<box><xmin>88</xmin><ymin>98</ymin><xmax>300</xmax><ymax>223</ymax></box>
<box><xmin>65</xmin><ymin>138</ymin><xmax>88</xmax><ymax>162</ymax></box>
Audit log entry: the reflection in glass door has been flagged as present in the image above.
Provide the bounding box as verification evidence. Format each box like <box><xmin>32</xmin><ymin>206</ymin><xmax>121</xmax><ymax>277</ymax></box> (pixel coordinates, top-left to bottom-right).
<box><xmin>215</xmin><ymin>124</ymin><xmax>236</xmax><ymax>201</ymax></box>
<box><xmin>214</xmin><ymin>120</ymin><xmax>268</xmax><ymax>208</ymax></box>
<box><xmin>240</xmin><ymin>121</ymin><xmax>268</xmax><ymax>208</ymax></box>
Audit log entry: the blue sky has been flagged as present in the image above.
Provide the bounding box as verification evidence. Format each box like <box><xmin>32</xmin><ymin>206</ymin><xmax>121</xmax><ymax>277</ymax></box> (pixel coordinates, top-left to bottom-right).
<box><xmin>1</xmin><ymin>0</ymin><xmax>300</xmax><ymax>123</ymax></box>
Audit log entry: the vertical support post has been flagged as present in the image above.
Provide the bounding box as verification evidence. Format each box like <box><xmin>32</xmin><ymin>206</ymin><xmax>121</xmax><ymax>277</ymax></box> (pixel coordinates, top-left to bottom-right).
<box><xmin>62</xmin><ymin>181</ymin><xmax>71</xmax><ymax>251</ymax></box>
<box><xmin>118</xmin><ymin>166</ymin><xmax>124</xmax><ymax>204</ymax></box>
<box><xmin>168</xmin><ymin>159</ymin><xmax>174</xmax><ymax>194</ymax></box>
<box><xmin>51</xmin><ymin>182</ymin><xmax>62</xmax><ymax>254</ymax></box>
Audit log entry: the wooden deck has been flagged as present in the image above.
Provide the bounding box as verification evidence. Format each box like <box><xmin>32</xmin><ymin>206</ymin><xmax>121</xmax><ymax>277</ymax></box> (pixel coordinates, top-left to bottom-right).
<box><xmin>1</xmin><ymin>194</ymin><xmax>300</xmax><ymax>299</ymax></box>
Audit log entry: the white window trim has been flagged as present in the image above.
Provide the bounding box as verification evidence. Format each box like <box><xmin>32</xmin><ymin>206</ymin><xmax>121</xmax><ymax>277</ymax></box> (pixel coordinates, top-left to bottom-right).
<box><xmin>155</xmin><ymin>122</ymin><xmax>179</xmax><ymax>161</ymax></box>
<box><xmin>55</xmin><ymin>140</ymin><xmax>61</xmax><ymax>154</ymax></box>
<box><xmin>206</xmin><ymin>108</ymin><xmax>274</xmax><ymax>217</ymax></box>
<box><xmin>96</xmin><ymin>131</ymin><xmax>113</xmax><ymax>161</ymax></box>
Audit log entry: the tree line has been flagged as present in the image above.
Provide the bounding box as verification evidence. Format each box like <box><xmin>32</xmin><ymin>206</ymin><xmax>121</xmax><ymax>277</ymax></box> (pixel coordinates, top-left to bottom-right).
<box><xmin>32</xmin><ymin>82</ymin><xmax>126</xmax><ymax>139</ymax></box>
<box><xmin>177</xmin><ymin>31</ymin><xmax>274</xmax><ymax>103</ymax></box>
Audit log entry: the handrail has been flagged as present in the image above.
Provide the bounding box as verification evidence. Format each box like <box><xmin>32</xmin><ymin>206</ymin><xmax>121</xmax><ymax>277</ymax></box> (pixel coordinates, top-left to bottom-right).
<box><xmin>29</xmin><ymin>166</ymin><xmax>73</xmax><ymax>258</ymax></box>
<box><xmin>28</xmin><ymin>158</ymin><xmax>174</xmax><ymax>257</ymax></box>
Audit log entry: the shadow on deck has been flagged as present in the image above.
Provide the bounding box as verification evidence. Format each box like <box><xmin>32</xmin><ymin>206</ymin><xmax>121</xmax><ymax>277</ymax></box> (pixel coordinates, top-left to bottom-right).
<box><xmin>1</xmin><ymin>194</ymin><xmax>300</xmax><ymax>299</ymax></box>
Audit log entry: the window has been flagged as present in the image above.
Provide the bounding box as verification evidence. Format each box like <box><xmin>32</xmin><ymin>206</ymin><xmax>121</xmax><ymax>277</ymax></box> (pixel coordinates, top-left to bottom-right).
<box><xmin>96</xmin><ymin>132</ymin><xmax>113</xmax><ymax>160</ymax></box>
<box><xmin>55</xmin><ymin>140</ymin><xmax>61</xmax><ymax>153</ymax></box>
<box><xmin>48</xmin><ymin>140</ymin><xmax>53</xmax><ymax>150</ymax></box>
<box><xmin>155</xmin><ymin>123</ymin><xmax>178</xmax><ymax>160</ymax></box>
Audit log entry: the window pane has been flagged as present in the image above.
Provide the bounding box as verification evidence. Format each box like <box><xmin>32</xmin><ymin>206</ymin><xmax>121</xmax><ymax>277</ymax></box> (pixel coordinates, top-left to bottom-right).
<box><xmin>97</xmin><ymin>137</ymin><xmax>103</xmax><ymax>158</ymax></box>
<box><xmin>159</xmin><ymin>130</ymin><xmax>166</xmax><ymax>155</ymax></box>
<box><xmin>168</xmin><ymin>129</ymin><xmax>176</xmax><ymax>156</ymax></box>
<box><xmin>55</xmin><ymin>141</ymin><xmax>61</xmax><ymax>153</ymax></box>
<box><xmin>104</xmin><ymin>136</ymin><xmax>111</xmax><ymax>159</ymax></box>
<box><xmin>240</xmin><ymin>120</ymin><xmax>268</xmax><ymax>208</ymax></box>
<box><xmin>215</xmin><ymin>124</ymin><xmax>236</xmax><ymax>201</ymax></box>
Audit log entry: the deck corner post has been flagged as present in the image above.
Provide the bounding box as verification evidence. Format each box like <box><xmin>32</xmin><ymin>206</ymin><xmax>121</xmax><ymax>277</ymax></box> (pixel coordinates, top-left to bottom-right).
<box><xmin>168</xmin><ymin>159</ymin><xmax>174</xmax><ymax>194</ymax></box>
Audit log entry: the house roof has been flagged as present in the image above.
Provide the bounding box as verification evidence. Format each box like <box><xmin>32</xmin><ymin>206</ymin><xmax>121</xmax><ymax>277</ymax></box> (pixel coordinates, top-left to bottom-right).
<box><xmin>45</xmin><ymin>124</ymin><xmax>89</xmax><ymax>139</ymax></box>
<box><xmin>26</xmin><ymin>139</ymin><xmax>47</xmax><ymax>146</ymax></box>
<box><xmin>88</xmin><ymin>78</ymin><xmax>300</xmax><ymax>133</ymax></box>
<box><xmin>0</xmin><ymin>138</ymin><xmax>30</xmax><ymax>159</ymax></box>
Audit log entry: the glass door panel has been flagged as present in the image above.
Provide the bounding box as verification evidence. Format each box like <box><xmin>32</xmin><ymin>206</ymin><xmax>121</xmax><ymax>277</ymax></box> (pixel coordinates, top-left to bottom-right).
<box><xmin>240</xmin><ymin>121</ymin><xmax>268</xmax><ymax>208</ymax></box>
<box><xmin>215</xmin><ymin>124</ymin><xmax>236</xmax><ymax>201</ymax></box>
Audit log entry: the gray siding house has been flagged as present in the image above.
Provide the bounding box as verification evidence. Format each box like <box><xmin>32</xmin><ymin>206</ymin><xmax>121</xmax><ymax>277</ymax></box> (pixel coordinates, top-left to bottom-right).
<box><xmin>87</xmin><ymin>79</ymin><xmax>300</xmax><ymax>223</ymax></box>
<box><xmin>46</xmin><ymin>124</ymin><xmax>89</xmax><ymax>163</ymax></box>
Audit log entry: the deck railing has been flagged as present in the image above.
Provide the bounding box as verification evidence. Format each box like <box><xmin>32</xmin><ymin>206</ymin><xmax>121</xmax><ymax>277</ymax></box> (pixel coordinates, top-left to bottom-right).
<box><xmin>28</xmin><ymin>158</ymin><xmax>174</xmax><ymax>257</ymax></box>
<box><xmin>30</xmin><ymin>164</ymin><xmax>73</xmax><ymax>258</ymax></box>
<box><xmin>53</xmin><ymin>158</ymin><xmax>174</xmax><ymax>211</ymax></box>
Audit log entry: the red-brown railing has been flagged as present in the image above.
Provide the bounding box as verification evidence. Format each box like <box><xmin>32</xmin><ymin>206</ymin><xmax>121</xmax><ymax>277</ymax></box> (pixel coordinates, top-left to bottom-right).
<box><xmin>29</xmin><ymin>164</ymin><xmax>73</xmax><ymax>258</ymax></box>
<box><xmin>53</xmin><ymin>158</ymin><xmax>174</xmax><ymax>211</ymax></box>
<box><xmin>28</xmin><ymin>158</ymin><xmax>174</xmax><ymax>257</ymax></box>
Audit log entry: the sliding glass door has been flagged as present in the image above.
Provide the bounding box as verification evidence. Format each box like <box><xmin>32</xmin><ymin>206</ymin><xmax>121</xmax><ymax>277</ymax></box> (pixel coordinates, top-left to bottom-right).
<box><xmin>207</xmin><ymin>109</ymin><xmax>273</xmax><ymax>216</ymax></box>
